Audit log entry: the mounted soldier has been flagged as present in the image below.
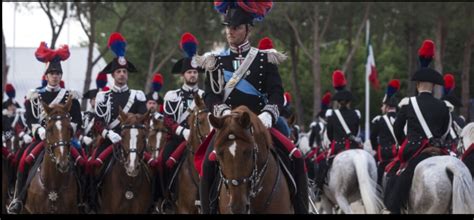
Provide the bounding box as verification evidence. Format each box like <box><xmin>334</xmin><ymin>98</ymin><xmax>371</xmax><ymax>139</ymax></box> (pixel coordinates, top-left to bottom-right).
<box><xmin>314</xmin><ymin>70</ymin><xmax>362</xmax><ymax>190</ymax></box>
<box><xmin>384</xmin><ymin>39</ymin><xmax>451</xmax><ymax>213</ymax></box>
<box><xmin>370</xmin><ymin>79</ymin><xmax>400</xmax><ymax>185</ymax></box>
<box><xmin>87</xmin><ymin>32</ymin><xmax>147</xmax><ymax>212</ymax></box>
<box><xmin>308</xmin><ymin>91</ymin><xmax>331</xmax><ymax>181</ymax></box>
<box><xmin>146</xmin><ymin>72</ymin><xmax>164</xmax><ymax>114</ymax></box>
<box><xmin>159</xmin><ymin>32</ymin><xmax>204</xmax><ymax>209</ymax></box>
<box><xmin>441</xmin><ymin>73</ymin><xmax>466</xmax><ymax>156</ymax></box>
<box><xmin>7</xmin><ymin>42</ymin><xmax>83</xmax><ymax>214</ymax></box>
<box><xmin>195</xmin><ymin>1</ymin><xmax>308</xmax><ymax>214</ymax></box>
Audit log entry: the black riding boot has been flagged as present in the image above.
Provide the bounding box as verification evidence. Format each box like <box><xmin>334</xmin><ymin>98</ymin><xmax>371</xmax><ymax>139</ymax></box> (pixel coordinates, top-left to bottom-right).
<box><xmin>7</xmin><ymin>172</ymin><xmax>26</xmax><ymax>214</ymax></box>
<box><xmin>199</xmin><ymin>138</ymin><xmax>219</xmax><ymax>214</ymax></box>
<box><xmin>292</xmin><ymin>157</ymin><xmax>309</xmax><ymax>214</ymax></box>
<box><xmin>315</xmin><ymin>159</ymin><xmax>328</xmax><ymax>191</ymax></box>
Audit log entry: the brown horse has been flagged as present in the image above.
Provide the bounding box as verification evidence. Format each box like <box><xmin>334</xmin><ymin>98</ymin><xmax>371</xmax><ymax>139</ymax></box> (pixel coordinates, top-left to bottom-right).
<box><xmin>146</xmin><ymin>113</ymin><xmax>168</xmax><ymax>212</ymax></box>
<box><xmin>173</xmin><ymin>95</ymin><xmax>211</xmax><ymax>214</ymax></box>
<box><xmin>24</xmin><ymin>97</ymin><xmax>79</xmax><ymax>213</ymax></box>
<box><xmin>98</xmin><ymin>109</ymin><xmax>152</xmax><ymax>214</ymax></box>
<box><xmin>209</xmin><ymin>106</ymin><xmax>293</xmax><ymax>214</ymax></box>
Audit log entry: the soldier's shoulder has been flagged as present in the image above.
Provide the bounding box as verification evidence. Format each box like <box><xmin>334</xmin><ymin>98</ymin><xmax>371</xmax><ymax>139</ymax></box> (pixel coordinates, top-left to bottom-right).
<box><xmin>132</xmin><ymin>90</ymin><xmax>146</xmax><ymax>102</ymax></box>
<box><xmin>95</xmin><ymin>90</ymin><xmax>111</xmax><ymax>103</ymax></box>
<box><xmin>26</xmin><ymin>89</ymin><xmax>41</xmax><ymax>100</ymax></box>
<box><xmin>66</xmin><ymin>89</ymin><xmax>81</xmax><ymax>100</ymax></box>
<box><xmin>354</xmin><ymin>109</ymin><xmax>361</xmax><ymax>118</ymax></box>
<box><xmin>164</xmin><ymin>89</ymin><xmax>181</xmax><ymax>102</ymax></box>
<box><xmin>325</xmin><ymin>109</ymin><xmax>333</xmax><ymax>118</ymax></box>
<box><xmin>372</xmin><ymin>115</ymin><xmax>381</xmax><ymax>123</ymax></box>
<box><xmin>398</xmin><ymin>97</ymin><xmax>410</xmax><ymax>108</ymax></box>
<box><xmin>258</xmin><ymin>48</ymin><xmax>287</xmax><ymax>65</ymax></box>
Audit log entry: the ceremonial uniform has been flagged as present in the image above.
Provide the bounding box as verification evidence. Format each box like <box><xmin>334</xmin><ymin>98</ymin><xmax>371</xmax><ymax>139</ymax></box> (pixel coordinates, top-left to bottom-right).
<box><xmin>158</xmin><ymin>33</ymin><xmax>204</xmax><ymax>208</ymax></box>
<box><xmin>8</xmin><ymin>42</ymin><xmax>83</xmax><ymax>214</ymax></box>
<box><xmin>370</xmin><ymin>79</ymin><xmax>400</xmax><ymax>184</ymax></box>
<box><xmin>86</xmin><ymin>32</ymin><xmax>147</xmax><ymax>212</ymax></box>
<box><xmin>196</xmin><ymin>4</ymin><xmax>308</xmax><ymax>212</ymax></box>
<box><xmin>384</xmin><ymin>40</ymin><xmax>451</xmax><ymax>213</ymax></box>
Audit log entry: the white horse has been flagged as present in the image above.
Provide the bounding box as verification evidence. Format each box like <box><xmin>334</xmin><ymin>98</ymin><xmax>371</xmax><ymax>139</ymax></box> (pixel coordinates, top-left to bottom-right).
<box><xmin>408</xmin><ymin>155</ymin><xmax>474</xmax><ymax>214</ymax></box>
<box><xmin>460</xmin><ymin>122</ymin><xmax>474</xmax><ymax>154</ymax></box>
<box><xmin>320</xmin><ymin>149</ymin><xmax>384</xmax><ymax>214</ymax></box>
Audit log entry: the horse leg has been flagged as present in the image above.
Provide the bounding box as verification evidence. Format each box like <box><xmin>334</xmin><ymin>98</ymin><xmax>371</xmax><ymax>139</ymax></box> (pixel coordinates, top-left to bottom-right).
<box><xmin>335</xmin><ymin>192</ymin><xmax>352</xmax><ymax>214</ymax></box>
<box><xmin>320</xmin><ymin>195</ymin><xmax>334</xmax><ymax>214</ymax></box>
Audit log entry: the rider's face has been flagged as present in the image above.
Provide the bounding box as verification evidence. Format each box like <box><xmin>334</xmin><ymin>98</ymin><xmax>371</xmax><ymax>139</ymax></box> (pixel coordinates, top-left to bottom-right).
<box><xmin>46</xmin><ymin>72</ymin><xmax>62</xmax><ymax>87</ymax></box>
<box><xmin>113</xmin><ymin>68</ymin><xmax>128</xmax><ymax>86</ymax></box>
<box><xmin>225</xmin><ymin>24</ymin><xmax>248</xmax><ymax>47</ymax></box>
<box><xmin>183</xmin><ymin>69</ymin><xmax>198</xmax><ymax>85</ymax></box>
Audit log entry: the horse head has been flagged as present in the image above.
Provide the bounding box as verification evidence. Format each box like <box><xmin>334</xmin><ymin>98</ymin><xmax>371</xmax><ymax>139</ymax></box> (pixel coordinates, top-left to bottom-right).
<box><xmin>187</xmin><ymin>95</ymin><xmax>211</xmax><ymax>152</ymax></box>
<box><xmin>41</xmin><ymin>95</ymin><xmax>73</xmax><ymax>173</ymax></box>
<box><xmin>147</xmin><ymin>113</ymin><xmax>167</xmax><ymax>161</ymax></box>
<box><xmin>209</xmin><ymin>106</ymin><xmax>272</xmax><ymax>214</ymax></box>
<box><xmin>118</xmin><ymin>107</ymin><xmax>151</xmax><ymax>177</ymax></box>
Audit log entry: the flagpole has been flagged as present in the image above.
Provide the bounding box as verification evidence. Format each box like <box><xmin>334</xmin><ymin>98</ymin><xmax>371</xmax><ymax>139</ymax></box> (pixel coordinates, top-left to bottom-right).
<box><xmin>364</xmin><ymin>19</ymin><xmax>371</xmax><ymax>151</ymax></box>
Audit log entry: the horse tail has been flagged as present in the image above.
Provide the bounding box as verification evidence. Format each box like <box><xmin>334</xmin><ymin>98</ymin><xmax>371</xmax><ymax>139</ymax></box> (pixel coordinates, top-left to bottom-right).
<box><xmin>445</xmin><ymin>160</ymin><xmax>474</xmax><ymax>214</ymax></box>
<box><xmin>352</xmin><ymin>150</ymin><xmax>383</xmax><ymax>214</ymax></box>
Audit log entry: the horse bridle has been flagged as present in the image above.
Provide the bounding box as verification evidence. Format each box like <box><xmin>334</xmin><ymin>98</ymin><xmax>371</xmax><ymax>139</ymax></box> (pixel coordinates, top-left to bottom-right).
<box><xmin>218</xmin><ymin>130</ymin><xmax>270</xmax><ymax>201</ymax></box>
<box><xmin>193</xmin><ymin>108</ymin><xmax>210</xmax><ymax>142</ymax></box>
<box><xmin>114</xmin><ymin>124</ymin><xmax>147</xmax><ymax>164</ymax></box>
<box><xmin>147</xmin><ymin>125</ymin><xmax>168</xmax><ymax>154</ymax></box>
<box><xmin>45</xmin><ymin>114</ymin><xmax>72</xmax><ymax>163</ymax></box>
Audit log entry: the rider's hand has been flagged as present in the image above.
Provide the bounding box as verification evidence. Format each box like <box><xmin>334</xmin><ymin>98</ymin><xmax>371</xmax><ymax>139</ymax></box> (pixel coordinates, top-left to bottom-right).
<box><xmin>102</xmin><ymin>129</ymin><xmax>121</xmax><ymax>144</ymax></box>
<box><xmin>37</xmin><ymin>127</ymin><xmax>46</xmax><ymax>140</ymax></box>
<box><xmin>258</xmin><ymin>112</ymin><xmax>273</xmax><ymax>128</ymax></box>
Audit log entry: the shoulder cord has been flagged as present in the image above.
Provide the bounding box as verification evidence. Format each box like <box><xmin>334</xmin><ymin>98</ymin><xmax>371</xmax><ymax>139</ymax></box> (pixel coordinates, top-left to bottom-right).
<box><xmin>164</xmin><ymin>98</ymin><xmax>183</xmax><ymax>122</ymax></box>
<box><xmin>208</xmin><ymin>68</ymin><xmax>224</xmax><ymax>94</ymax></box>
<box><xmin>95</xmin><ymin>93</ymin><xmax>112</xmax><ymax>124</ymax></box>
<box><xmin>31</xmin><ymin>97</ymin><xmax>42</xmax><ymax>119</ymax></box>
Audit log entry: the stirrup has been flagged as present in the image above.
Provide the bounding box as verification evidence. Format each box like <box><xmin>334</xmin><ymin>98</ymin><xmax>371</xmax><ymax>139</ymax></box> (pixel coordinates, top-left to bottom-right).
<box><xmin>7</xmin><ymin>199</ymin><xmax>23</xmax><ymax>214</ymax></box>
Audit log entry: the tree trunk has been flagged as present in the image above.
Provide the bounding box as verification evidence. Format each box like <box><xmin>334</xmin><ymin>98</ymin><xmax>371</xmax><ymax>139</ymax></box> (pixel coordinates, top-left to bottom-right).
<box><xmin>289</xmin><ymin>35</ymin><xmax>303</xmax><ymax>126</ymax></box>
<box><xmin>461</xmin><ymin>34</ymin><xmax>473</xmax><ymax>120</ymax></box>
<box><xmin>2</xmin><ymin>30</ymin><xmax>8</xmax><ymax>102</ymax></box>
<box><xmin>434</xmin><ymin>16</ymin><xmax>445</xmax><ymax>74</ymax></box>
<box><xmin>406</xmin><ymin>5</ymin><xmax>418</xmax><ymax>96</ymax></box>
<box><xmin>80</xmin><ymin>3</ymin><xmax>96</xmax><ymax>110</ymax></box>
<box><xmin>312</xmin><ymin>3</ymin><xmax>322</xmax><ymax>120</ymax></box>
<box><xmin>346</xmin><ymin>11</ymin><xmax>354</xmax><ymax>90</ymax></box>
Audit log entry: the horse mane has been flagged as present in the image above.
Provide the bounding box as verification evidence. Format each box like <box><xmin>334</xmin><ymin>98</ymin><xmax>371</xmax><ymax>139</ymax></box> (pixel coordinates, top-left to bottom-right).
<box><xmin>231</xmin><ymin>106</ymin><xmax>273</xmax><ymax>150</ymax></box>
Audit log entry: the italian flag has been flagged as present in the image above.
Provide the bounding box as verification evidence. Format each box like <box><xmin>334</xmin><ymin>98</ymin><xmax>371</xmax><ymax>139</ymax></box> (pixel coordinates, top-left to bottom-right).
<box><xmin>365</xmin><ymin>42</ymin><xmax>380</xmax><ymax>90</ymax></box>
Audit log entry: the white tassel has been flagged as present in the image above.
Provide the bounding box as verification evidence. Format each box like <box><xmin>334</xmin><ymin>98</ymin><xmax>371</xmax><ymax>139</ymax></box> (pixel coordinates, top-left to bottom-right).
<box><xmin>260</xmin><ymin>49</ymin><xmax>287</xmax><ymax>65</ymax></box>
<box><xmin>193</xmin><ymin>54</ymin><xmax>217</xmax><ymax>71</ymax></box>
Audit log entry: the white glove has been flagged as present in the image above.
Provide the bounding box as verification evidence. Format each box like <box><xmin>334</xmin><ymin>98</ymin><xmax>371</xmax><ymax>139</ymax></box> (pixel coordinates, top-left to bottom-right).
<box><xmin>102</xmin><ymin>129</ymin><xmax>121</xmax><ymax>144</ymax></box>
<box><xmin>80</xmin><ymin>135</ymin><xmax>93</xmax><ymax>146</ymax></box>
<box><xmin>176</xmin><ymin>126</ymin><xmax>190</xmax><ymax>141</ymax></box>
<box><xmin>258</xmin><ymin>112</ymin><xmax>273</xmax><ymax>128</ymax></box>
<box><xmin>222</xmin><ymin>109</ymin><xmax>231</xmax><ymax>116</ymax></box>
<box><xmin>37</xmin><ymin>127</ymin><xmax>47</xmax><ymax>140</ymax></box>
<box><xmin>182</xmin><ymin>128</ymin><xmax>190</xmax><ymax>141</ymax></box>
<box><xmin>19</xmin><ymin>132</ymin><xmax>33</xmax><ymax>144</ymax></box>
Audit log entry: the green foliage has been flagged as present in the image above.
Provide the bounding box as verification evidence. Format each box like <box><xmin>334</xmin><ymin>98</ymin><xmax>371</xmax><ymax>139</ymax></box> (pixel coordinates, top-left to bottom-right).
<box><xmin>87</xmin><ymin>2</ymin><xmax>472</xmax><ymax>127</ymax></box>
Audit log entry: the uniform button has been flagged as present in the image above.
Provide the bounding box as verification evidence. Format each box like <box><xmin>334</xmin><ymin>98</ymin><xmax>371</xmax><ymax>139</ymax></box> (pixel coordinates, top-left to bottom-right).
<box><xmin>260</xmin><ymin>53</ymin><xmax>264</xmax><ymax>56</ymax></box>
<box><xmin>260</xmin><ymin>59</ymin><xmax>264</xmax><ymax>62</ymax></box>
<box><xmin>260</xmin><ymin>66</ymin><xmax>263</xmax><ymax>69</ymax></box>
<box><xmin>220</xmin><ymin>63</ymin><xmax>223</xmax><ymax>66</ymax></box>
<box><xmin>218</xmin><ymin>57</ymin><xmax>221</xmax><ymax>59</ymax></box>
<box><xmin>228</xmin><ymin>97</ymin><xmax>231</xmax><ymax>99</ymax></box>
<box><xmin>259</xmin><ymin>73</ymin><xmax>263</xmax><ymax>76</ymax></box>
<box><xmin>259</xmin><ymin>81</ymin><xmax>262</xmax><ymax>84</ymax></box>
<box><xmin>259</xmin><ymin>103</ymin><xmax>263</xmax><ymax>106</ymax></box>
<box><xmin>259</xmin><ymin>89</ymin><xmax>262</xmax><ymax>91</ymax></box>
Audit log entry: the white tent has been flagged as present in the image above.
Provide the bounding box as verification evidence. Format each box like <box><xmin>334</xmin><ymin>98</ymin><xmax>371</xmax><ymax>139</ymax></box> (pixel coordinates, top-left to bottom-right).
<box><xmin>4</xmin><ymin>46</ymin><xmax>112</xmax><ymax>110</ymax></box>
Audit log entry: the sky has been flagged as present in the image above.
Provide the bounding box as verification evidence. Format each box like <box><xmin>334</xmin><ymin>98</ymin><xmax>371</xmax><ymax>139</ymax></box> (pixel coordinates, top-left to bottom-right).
<box><xmin>2</xmin><ymin>2</ymin><xmax>87</xmax><ymax>48</ymax></box>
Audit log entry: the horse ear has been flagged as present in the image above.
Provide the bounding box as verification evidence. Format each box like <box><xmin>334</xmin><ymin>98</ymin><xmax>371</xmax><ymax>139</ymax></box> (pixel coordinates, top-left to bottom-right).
<box><xmin>141</xmin><ymin>109</ymin><xmax>152</xmax><ymax>126</ymax></box>
<box><xmin>118</xmin><ymin>106</ymin><xmax>127</xmax><ymax>123</ymax></box>
<box><xmin>209</xmin><ymin>114</ymin><xmax>224</xmax><ymax>129</ymax></box>
<box><xmin>64</xmin><ymin>94</ymin><xmax>73</xmax><ymax>112</ymax></box>
<box><xmin>41</xmin><ymin>101</ymin><xmax>52</xmax><ymax>115</ymax></box>
<box><xmin>288</xmin><ymin>113</ymin><xmax>296</xmax><ymax>126</ymax></box>
<box><xmin>239</xmin><ymin>111</ymin><xmax>251</xmax><ymax>129</ymax></box>
<box><xmin>194</xmin><ymin>95</ymin><xmax>204</xmax><ymax>108</ymax></box>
